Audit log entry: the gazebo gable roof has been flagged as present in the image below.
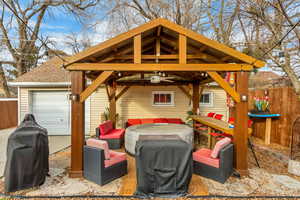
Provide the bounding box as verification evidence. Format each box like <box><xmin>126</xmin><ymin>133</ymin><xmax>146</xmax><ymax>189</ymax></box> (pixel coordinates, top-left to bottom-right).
<box><xmin>64</xmin><ymin>18</ymin><xmax>265</xmax><ymax>68</ymax></box>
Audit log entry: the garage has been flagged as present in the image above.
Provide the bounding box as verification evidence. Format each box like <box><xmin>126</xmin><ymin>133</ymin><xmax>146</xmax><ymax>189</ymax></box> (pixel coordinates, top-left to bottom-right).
<box><xmin>31</xmin><ymin>91</ymin><xmax>90</xmax><ymax>135</ymax></box>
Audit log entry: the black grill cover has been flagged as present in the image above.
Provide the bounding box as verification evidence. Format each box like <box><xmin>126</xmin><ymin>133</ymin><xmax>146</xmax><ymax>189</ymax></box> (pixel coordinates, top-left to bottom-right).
<box><xmin>135</xmin><ymin>135</ymin><xmax>193</xmax><ymax>198</ymax></box>
<box><xmin>4</xmin><ymin>114</ymin><xmax>49</xmax><ymax>192</ymax></box>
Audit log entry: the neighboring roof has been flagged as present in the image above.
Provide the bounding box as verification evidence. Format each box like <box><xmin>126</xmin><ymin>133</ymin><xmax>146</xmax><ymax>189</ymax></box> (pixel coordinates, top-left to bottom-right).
<box><xmin>249</xmin><ymin>71</ymin><xmax>291</xmax><ymax>89</ymax></box>
<box><xmin>64</xmin><ymin>18</ymin><xmax>265</xmax><ymax>68</ymax></box>
<box><xmin>250</xmin><ymin>71</ymin><xmax>280</xmax><ymax>81</ymax></box>
<box><xmin>12</xmin><ymin>57</ymin><xmax>70</xmax><ymax>83</ymax></box>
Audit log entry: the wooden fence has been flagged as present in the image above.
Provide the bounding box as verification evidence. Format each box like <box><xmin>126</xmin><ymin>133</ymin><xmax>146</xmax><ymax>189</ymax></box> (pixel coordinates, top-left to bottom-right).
<box><xmin>0</xmin><ymin>98</ymin><xmax>18</xmax><ymax>130</ymax></box>
<box><xmin>248</xmin><ymin>87</ymin><xmax>300</xmax><ymax>147</ymax></box>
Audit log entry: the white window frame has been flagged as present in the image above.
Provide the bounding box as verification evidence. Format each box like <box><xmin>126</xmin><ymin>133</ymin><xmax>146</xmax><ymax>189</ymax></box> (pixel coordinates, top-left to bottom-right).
<box><xmin>151</xmin><ymin>91</ymin><xmax>175</xmax><ymax>107</ymax></box>
<box><xmin>200</xmin><ymin>92</ymin><xmax>214</xmax><ymax>107</ymax></box>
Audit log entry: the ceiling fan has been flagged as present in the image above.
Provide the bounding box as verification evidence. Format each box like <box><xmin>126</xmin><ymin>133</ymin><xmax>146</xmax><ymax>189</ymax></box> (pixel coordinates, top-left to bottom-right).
<box><xmin>147</xmin><ymin>72</ymin><xmax>175</xmax><ymax>83</ymax></box>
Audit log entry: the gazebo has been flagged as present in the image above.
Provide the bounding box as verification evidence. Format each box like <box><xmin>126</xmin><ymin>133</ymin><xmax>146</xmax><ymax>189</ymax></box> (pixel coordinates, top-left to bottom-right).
<box><xmin>63</xmin><ymin>18</ymin><xmax>265</xmax><ymax>178</ymax></box>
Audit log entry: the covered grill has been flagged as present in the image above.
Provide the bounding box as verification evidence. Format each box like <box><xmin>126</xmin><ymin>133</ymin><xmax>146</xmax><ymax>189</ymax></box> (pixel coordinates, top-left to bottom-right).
<box><xmin>4</xmin><ymin>114</ymin><xmax>49</xmax><ymax>192</ymax></box>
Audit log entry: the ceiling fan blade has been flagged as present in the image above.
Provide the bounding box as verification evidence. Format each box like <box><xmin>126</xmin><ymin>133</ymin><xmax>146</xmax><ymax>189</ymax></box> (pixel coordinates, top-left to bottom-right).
<box><xmin>162</xmin><ymin>79</ymin><xmax>174</xmax><ymax>83</ymax></box>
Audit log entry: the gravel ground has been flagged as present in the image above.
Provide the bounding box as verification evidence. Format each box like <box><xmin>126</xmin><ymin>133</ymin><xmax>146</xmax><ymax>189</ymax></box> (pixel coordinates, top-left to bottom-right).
<box><xmin>1</xmin><ymin>136</ymin><xmax>300</xmax><ymax>199</ymax></box>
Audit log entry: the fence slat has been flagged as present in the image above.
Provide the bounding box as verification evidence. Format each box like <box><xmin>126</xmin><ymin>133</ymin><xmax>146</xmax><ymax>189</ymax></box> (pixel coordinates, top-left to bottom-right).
<box><xmin>249</xmin><ymin>87</ymin><xmax>300</xmax><ymax>147</ymax></box>
<box><xmin>0</xmin><ymin>100</ymin><xmax>18</xmax><ymax>129</ymax></box>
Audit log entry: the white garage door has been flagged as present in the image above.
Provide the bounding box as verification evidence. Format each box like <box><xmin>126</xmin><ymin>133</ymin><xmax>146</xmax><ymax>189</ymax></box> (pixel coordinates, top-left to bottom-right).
<box><xmin>31</xmin><ymin>91</ymin><xmax>70</xmax><ymax>135</ymax></box>
<box><xmin>31</xmin><ymin>91</ymin><xmax>90</xmax><ymax>135</ymax></box>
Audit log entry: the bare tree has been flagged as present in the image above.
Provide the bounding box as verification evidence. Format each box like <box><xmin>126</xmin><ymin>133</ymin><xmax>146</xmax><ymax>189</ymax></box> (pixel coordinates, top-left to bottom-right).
<box><xmin>0</xmin><ymin>0</ymin><xmax>99</xmax><ymax>96</ymax></box>
<box><xmin>238</xmin><ymin>0</ymin><xmax>300</xmax><ymax>97</ymax></box>
<box><xmin>65</xmin><ymin>32</ymin><xmax>93</xmax><ymax>54</ymax></box>
<box><xmin>105</xmin><ymin>0</ymin><xmax>208</xmax><ymax>36</ymax></box>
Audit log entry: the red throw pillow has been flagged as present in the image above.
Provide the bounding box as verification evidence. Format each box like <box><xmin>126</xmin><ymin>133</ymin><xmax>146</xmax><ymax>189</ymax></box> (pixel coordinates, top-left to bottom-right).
<box><xmin>127</xmin><ymin>119</ymin><xmax>141</xmax><ymax>127</ymax></box>
<box><xmin>167</xmin><ymin>118</ymin><xmax>183</xmax><ymax>124</ymax></box>
<box><xmin>99</xmin><ymin>120</ymin><xmax>113</xmax><ymax>135</ymax></box>
<box><xmin>141</xmin><ymin>118</ymin><xmax>155</xmax><ymax>124</ymax></box>
<box><xmin>153</xmin><ymin>118</ymin><xmax>168</xmax><ymax>123</ymax></box>
<box><xmin>214</xmin><ymin>114</ymin><xmax>223</xmax><ymax>120</ymax></box>
<box><xmin>207</xmin><ymin>112</ymin><xmax>216</xmax><ymax>117</ymax></box>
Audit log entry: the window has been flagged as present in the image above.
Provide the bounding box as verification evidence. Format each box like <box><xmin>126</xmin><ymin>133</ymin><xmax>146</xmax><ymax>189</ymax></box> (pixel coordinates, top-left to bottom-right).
<box><xmin>200</xmin><ymin>92</ymin><xmax>213</xmax><ymax>107</ymax></box>
<box><xmin>152</xmin><ymin>91</ymin><xmax>174</xmax><ymax>106</ymax></box>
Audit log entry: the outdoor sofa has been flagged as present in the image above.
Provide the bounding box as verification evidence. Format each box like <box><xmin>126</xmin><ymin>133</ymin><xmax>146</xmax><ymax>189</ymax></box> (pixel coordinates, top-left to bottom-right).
<box><xmin>126</xmin><ymin>118</ymin><xmax>184</xmax><ymax>127</ymax></box>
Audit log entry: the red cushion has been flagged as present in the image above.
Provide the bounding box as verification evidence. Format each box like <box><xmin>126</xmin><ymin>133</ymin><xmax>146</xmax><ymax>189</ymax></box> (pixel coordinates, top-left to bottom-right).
<box><xmin>104</xmin><ymin>151</ymin><xmax>126</xmax><ymax>168</ymax></box>
<box><xmin>228</xmin><ymin>117</ymin><xmax>235</xmax><ymax>124</ymax></box>
<box><xmin>100</xmin><ymin>129</ymin><xmax>125</xmax><ymax>139</ymax></box>
<box><xmin>214</xmin><ymin>114</ymin><xmax>223</xmax><ymax>120</ymax></box>
<box><xmin>167</xmin><ymin>118</ymin><xmax>183</xmax><ymax>124</ymax></box>
<box><xmin>153</xmin><ymin>118</ymin><xmax>168</xmax><ymax>123</ymax></box>
<box><xmin>86</xmin><ymin>139</ymin><xmax>110</xmax><ymax>159</ymax></box>
<box><xmin>209</xmin><ymin>132</ymin><xmax>222</xmax><ymax>137</ymax></box>
<box><xmin>140</xmin><ymin>118</ymin><xmax>154</xmax><ymax>124</ymax></box>
<box><xmin>127</xmin><ymin>119</ymin><xmax>141</xmax><ymax>127</ymax></box>
<box><xmin>193</xmin><ymin>148</ymin><xmax>220</xmax><ymax>168</ymax></box>
<box><xmin>207</xmin><ymin>112</ymin><xmax>216</xmax><ymax>117</ymax></box>
<box><xmin>99</xmin><ymin>121</ymin><xmax>113</xmax><ymax>135</ymax></box>
<box><xmin>211</xmin><ymin>137</ymin><xmax>231</xmax><ymax>158</ymax></box>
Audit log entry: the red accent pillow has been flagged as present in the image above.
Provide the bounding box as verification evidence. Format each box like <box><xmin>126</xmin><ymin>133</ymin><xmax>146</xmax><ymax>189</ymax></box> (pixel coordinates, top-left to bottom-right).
<box><xmin>167</xmin><ymin>118</ymin><xmax>183</xmax><ymax>124</ymax></box>
<box><xmin>99</xmin><ymin>120</ymin><xmax>113</xmax><ymax>135</ymax></box>
<box><xmin>228</xmin><ymin>117</ymin><xmax>235</xmax><ymax>124</ymax></box>
<box><xmin>214</xmin><ymin>114</ymin><xmax>223</xmax><ymax>120</ymax></box>
<box><xmin>140</xmin><ymin>118</ymin><xmax>154</xmax><ymax>124</ymax></box>
<box><xmin>207</xmin><ymin>112</ymin><xmax>216</xmax><ymax>117</ymax></box>
<box><xmin>127</xmin><ymin>119</ymin><xmax>141</xmax><ymax>127</ymax></box>
<box><xmin>153</xmin><ymin>118</ymin><xmax>168</xmax><ymax>123</ymax></box>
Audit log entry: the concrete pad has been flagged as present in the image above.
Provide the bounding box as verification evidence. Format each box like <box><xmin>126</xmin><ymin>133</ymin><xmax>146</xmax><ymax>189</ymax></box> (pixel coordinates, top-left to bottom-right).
<box><xmin>0</xmin><ymin>127</ymin><xmax>71</xmax><ymax>177</ymax></box>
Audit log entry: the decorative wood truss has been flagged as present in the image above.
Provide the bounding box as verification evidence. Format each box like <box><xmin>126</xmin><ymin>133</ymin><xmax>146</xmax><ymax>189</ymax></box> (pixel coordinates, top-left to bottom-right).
<box><xmin>64</xmin><ymin>18</ymin><xmax>264</xmax><ymax>104</ymax></box>
<box><xmin>66</xmin><ymin>18</ymin><xmax>265</xmax><ymax>177</ymax></box>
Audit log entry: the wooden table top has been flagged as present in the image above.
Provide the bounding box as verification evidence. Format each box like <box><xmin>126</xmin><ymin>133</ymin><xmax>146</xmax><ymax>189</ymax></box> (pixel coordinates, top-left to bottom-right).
<box><xmin>191</xmin><ymin>115</ymin><xmax>252</xmax><ymax>136</ymax></box>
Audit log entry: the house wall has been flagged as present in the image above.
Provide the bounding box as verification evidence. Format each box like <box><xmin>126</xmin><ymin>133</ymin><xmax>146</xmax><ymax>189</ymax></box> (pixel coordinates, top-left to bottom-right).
<box><xmin>90</xmin><ymin>86</ymin><xmax>229</xmax><ymax>135</ymax></box>
<box><xmin>19</xmin><ymin>86</ymin><xmax>228</xmax><ymax>136</ymax></box>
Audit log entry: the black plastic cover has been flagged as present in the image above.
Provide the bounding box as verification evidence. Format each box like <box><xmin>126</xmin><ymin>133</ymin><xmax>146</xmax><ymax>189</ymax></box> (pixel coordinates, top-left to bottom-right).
<box><xmin>134</xmin><ymin>135</ymin><xmax>193</xmax><ymax>198</ymax></box>
<box><xmin>4</xmin><ymin>114</ymin><xmax>49</xmax><ymax>192</ymax></box>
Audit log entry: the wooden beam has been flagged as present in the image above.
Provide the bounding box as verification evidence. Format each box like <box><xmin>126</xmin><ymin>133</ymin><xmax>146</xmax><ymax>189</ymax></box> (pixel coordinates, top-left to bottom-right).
<box><xmin>117</xmin><ymin>80</ymin><xmax>192</xmax><ymax>86</ymax></box>
<box><xmin>179</xmin><ymin>34</ymin><xmax>187</xmax><ymax>64</ymax></box>
<box><xmin>234</xmin><ymin>71</ymin><xmax>249</xmax><ymax>176</ymax></box>
<box><xmin>134</xmin><ymin>34</ymin><xmax>141</xmax><ymax>64</ymax></box>
<box><xmin>156</xmin><ymin>38</ymin><xmax>160</xmax><ymax>57</ymax></box>
<box><xmin>100</xmin><ymin>37</ymin><xmax>155</xmax><ymax>63</ymax></box>
<box><xmin>65</xmin><ymin>18</ymin><xmax>163</xmax><ymax>66</ymax></box>
<box><xmin>158</xmin><ymin>18</ymin><xmax>265</xmax><ymax>67</ymax></box>
<box><xmin>207</xmin><ymin>72</ymin><xmax>241</xmax><ymax>102</ymax></box>
<box><xmin>178</xmin><ymin>85</ymin><xmax>191</xmax><ymax>99</ymax></box>
<box><xmin>70</xmin><ymin>71</ymin><xmax>85</xmax><ymax>178</ymax></box>
<box><xmin>192</xmin><ymin>82</ymin><xmax>200</xmax><ymax>114</ymax></box>
<box><xmin>116</xmin><ymin>86</ymin><xmax>130</xmax><ymax>101</ymax></box>
<box><xmin>68</xmin><ymin>63</ymin><xmax>253</xmax><ymax>72</ymax></box>
<box><xmin>107</xmin><ymin>54</ymin><xmax>209</xmax><ymax>60</ymax></box>
<box><xmin>109</xmin><ymin>80</ymin><xmax>117</xmax><ymax>127</ymax></box>
<box><xmin>80</xmin><ymin>71</ymin><xmax>113</xmax><ymax>102</ymax></box>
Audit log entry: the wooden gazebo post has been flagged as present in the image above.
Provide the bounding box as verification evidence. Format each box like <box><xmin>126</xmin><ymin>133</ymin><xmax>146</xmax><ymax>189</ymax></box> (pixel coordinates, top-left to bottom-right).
<box><xmin>192</xmin><ymin>81</ymin><xmax>200</xmax><ymax>114</ymax></box>
<box><xmin>70</xmin><ymin>71</ymin><xmax>85</xmax><ymax>178</ymax></box>
<box><xmin>234</xmin><ymin>71</ymin><xmax>249</xmax><ymax>175</ymax></box>
<box><xmin>109</xmin><ymin>80</ymin><xmax>117</xmax><ymax>128</ymax></box>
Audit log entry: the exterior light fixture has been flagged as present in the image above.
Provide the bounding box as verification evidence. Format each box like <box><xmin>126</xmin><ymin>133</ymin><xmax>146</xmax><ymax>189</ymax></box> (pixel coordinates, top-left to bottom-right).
<box><xmin>241</xmin><ymin>95</ymin><xmax>248</xmax><ymax>102</ymax></box>
<box><xmin>69</xmin><ymin>94</ymin><xmax>79</xmax><ymax>101</ymax></box>
<box><xmin>118</xmin><ymin>72</ymin><xmax>122</xmax><ymax>77</ymax></box>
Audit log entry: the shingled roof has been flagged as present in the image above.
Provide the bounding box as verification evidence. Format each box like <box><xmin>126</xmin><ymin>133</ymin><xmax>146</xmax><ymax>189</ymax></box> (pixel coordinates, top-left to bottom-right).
<box><xmin>12</xmin><ymin>57</ymin><xmax>70</xmax><ymax>83</ymax></box>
